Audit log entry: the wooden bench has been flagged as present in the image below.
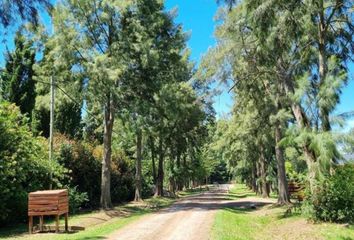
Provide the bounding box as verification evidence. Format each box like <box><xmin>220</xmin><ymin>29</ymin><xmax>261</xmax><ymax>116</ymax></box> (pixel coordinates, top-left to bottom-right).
<box><xmin>288</xmin><ymin>181</ymin><xmax>304</xmax><ymax>202</ymax></box>
<box><xmin>28</xmin><ymin>189</ymin><xmax>69</xmax><ymax>234</ymax></box>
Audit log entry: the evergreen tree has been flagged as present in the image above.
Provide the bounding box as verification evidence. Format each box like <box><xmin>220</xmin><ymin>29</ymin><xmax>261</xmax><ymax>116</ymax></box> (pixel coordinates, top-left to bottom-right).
<box><xmin>1</xmin><ymin>30</ymin><xmax>36</xmax><ymax>120</ymax></box>
<box><xmin>0</xmin><ymin>0</ymin><xmax>52</xmax><ymax>28</ymax></box>
<box><xmin>119</xmin><ymin>0</ymin><xmax>190</xmax><ymax>200</ymax></box>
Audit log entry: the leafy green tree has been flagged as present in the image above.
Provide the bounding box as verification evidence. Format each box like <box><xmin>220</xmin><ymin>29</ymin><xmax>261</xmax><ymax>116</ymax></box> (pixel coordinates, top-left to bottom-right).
<box><xmin>1</xmin><ymin>30</ymin><xmax>36</xmax><ymax>120</ymax></box>
<box><xmin>32</xmin><ymin>29</ymin><xmax>84</xmax><ymax>139</ymax></box>
<box><xmin>47</xmin><ymin>0</ymin><xmax>141</xmax><ymax>208</ymax></box>
<box><xmin>118</xmin><ymin>0</ymin><xmax>189</xmax><ymax>200</ymax></box>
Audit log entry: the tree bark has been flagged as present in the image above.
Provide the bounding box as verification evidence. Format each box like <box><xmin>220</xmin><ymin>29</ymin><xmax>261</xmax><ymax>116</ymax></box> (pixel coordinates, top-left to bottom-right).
<box><xmin>318</xmin><ymin>0</ymin><xmax>330</xmax><ymax>131</ymax></box>
<box><xmin>176</xmin><ymin>152</ymin><xmax>183</xmax><ymax>191</ymax></box>
<box><xmin>251</xmin><ymin>161</ymin><xmax>257</xmax><ymax>192</ymax></box>
<box><xmin>259</xmin><ymin>145</ymin><xmax>269</xmax><ymax>198</ymax></box>
<box><xmin>155</xmin><ymin>135</ymin><xmax>164</xmax><ymax>197</ymax></box>
<box><xmin>256</xmin><ymin>160</ymin><xmax>261</xmax><ymax>195</ymax></box>
<box><xmin>134</xmin><ymin>129</ymin><xmax>143</xmax><ymax>201</ymax></box>
<box><xmin>274</xmin><ymin>120</ymin><xmax>290</xmax><ymax>204</ymax></box>
<box><xmin>149</xmin><ymin>136</ymin><xmax>157</xmax><ymax>184</ymax></box>
<box><xmin>169</xmin><ymin>147</ymin><xmax>175</xmax><ymax>193</ymax></box>
<box><xmin>282</xmin><ymin>74</ymin><xmax>318</xmax><ymax>191</ymax></box>
<box><xmin>100</xmin><ymin>97</ymin><xmax>114</xmax><ymax>209</ymax></box>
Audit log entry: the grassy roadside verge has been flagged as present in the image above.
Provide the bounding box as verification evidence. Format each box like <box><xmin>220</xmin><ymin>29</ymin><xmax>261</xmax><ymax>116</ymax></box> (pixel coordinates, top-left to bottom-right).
<box><xmin>211</xmin><ymin>184</ymin><xmax>354</xmax><ymax>240</ymax></box>
<box><xmin>0</xmin><ymin>187</ymin><xmax>208</xmax><ymax>240</ymax></box>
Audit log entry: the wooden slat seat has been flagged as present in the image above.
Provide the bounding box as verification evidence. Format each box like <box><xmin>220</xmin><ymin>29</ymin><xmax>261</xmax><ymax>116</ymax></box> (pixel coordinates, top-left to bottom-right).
<box><xmin>288</xmin><ymin>181</ymin><xmax>305</xmax><ymax>202</ymax></box>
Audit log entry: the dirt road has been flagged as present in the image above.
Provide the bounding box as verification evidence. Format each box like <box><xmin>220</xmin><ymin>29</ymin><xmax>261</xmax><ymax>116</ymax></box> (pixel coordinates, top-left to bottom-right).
<box><xmin>106</xmin><ymin>184</ymin><xmax>275</xmax><ymax>240</ymax></box>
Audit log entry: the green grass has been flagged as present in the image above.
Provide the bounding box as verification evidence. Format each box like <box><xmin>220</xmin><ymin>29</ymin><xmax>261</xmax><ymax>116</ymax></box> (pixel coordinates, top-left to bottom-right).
<box><xmin>211</xmin><ymin>184</ymin><xmax>354</xmax><ymax>240</ymax></box>
<box><xmin>226</xmin><ymin>184</ymin><xmax>256</xmax><ymax>200</ymax></box>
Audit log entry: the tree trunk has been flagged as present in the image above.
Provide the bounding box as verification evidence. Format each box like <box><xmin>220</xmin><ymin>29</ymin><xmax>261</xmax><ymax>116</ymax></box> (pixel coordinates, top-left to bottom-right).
<box><xmin>259</xmin><ymin>145</ymin><xmax>269</xmax><ymax>198</ymax></box>
<box><xmin>149</xmin><ymin>136</ymin><xmax>157</xmax><ymax>184</ymax></box>
<box><xmin>169</xmin><ymin>147</ymin><xmax>175</xmax><ymax>193</ymax></box>
<box><xmin>281</xmin><ymin>71</ymin><xmax>318</xmax><ymax>192</ymax></box>
<box><xmin>251</xmin><ymin>161</ymin><xmax>257</xmax><ymax>192</ymax></box>
<box><xmin>176</xmin><ymin>152</ymin><xmax>183</xmax><ymax>191</ymax></box>
<box><xmin>134</xmin><ymin>129</ymin><xmax>142</xmax><ymax>201</ymax></box>
<box><xmin>155</xmin><ymin>135</ymin><xmax>164</xmax><ymax>197</ymax></box>
<box><xmin>318</xmin><ymin>1</ymin><xmax>330</xmax><ymax>131</ymax></box>
<box><xmin>256</xmin><ymin>160</ymin><xmax>261</xmax><ymax>195</ymax></box>
<box><xmin>100</xmin><ymin>97</ymin><xmax>114</xmax><ymax>209</ymax></box>
<box><xmin>274</xmin><ymin>121</ymin><xmax>290</xmax><ymax>204</ymax></box>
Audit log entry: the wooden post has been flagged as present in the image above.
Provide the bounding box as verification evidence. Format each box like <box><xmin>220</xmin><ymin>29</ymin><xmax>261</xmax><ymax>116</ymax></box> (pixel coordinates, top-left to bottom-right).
<box><xmin>65</xmin><ymin>213</ymin><xmax>68</xmax><ymax>232</ymax></box>
<box><xmin>55</xmin><ymin>215</ymin><xmax>59</xmax><ymax>233</ymax></box>
<box><xmin>29</xmin><ymin>216</ymin><xmax>33</xmax><ymax>234</ymax></box>
<box><xmin>49</xmin><ymin>75</ymin><xmax>55</xmax><ymax>189</ymax></box>
<box><xmin>39</xmin><ymin>216</ymin><xmax>44</xmax><ymax>232</ymax></box>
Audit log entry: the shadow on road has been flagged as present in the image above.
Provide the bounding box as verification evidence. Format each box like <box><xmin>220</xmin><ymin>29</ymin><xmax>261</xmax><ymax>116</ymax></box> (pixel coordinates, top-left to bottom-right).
<box><xmin>157</xmin><ymin>186</ymin><xmax>273</xmax><ymax>214</ymax></box>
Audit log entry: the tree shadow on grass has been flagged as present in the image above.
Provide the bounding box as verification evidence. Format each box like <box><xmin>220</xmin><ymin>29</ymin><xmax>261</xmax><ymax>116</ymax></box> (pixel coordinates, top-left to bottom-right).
<box><xmin>0</xmin><ymin>224</ymin><xmax>27</xmax><ymax>239</ymax></box>
<box><xmin>223</xmin><ymin>206</ymin><xmax>259</xmax><ymax>214</ymax></box>
<box><xmin>74</xmin><ymin>237</ymin><xmax>106</xmax><ymax>240</ymax></box>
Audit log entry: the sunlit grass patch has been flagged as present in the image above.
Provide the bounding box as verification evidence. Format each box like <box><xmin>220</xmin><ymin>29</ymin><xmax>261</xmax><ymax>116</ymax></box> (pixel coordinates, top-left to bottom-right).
<box><xmin>211</xmin><ymin>184</ymin><xmax>354</xmax><ymax>240</ymax></box>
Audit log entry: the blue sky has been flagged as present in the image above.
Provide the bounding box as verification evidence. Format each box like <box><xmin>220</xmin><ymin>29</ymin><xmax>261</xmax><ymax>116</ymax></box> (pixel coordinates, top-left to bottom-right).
<box><xmin>165</xmin><ymin>0</ymin><xmax>233</xmax><ymax>118</ymax></box>
<box><xmin>0</xmin><ymin>0</ymin><xmax>352</xmax><ymax>124</ymax></box>
<box><xmin>165</xmin><ymin>0</ymin><xmax>353</xmax><ymax>124</ymax></box>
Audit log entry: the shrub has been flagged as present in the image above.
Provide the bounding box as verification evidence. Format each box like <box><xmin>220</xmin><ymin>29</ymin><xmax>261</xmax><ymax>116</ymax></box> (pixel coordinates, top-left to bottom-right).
<box><xmin>57</xmin><ymin>141</ymin><xmax>102</xmax><ymax>208</ymax></box>
<box><xmin>57</xmin><ymin>140</ymin><xmax>135</xmax><ymax>207</ymax></box>
<box><xmin>306</xmin><ymin>164</ymin><xmax>354</xmax><ymax>223</ymax></box>
<box><xmin>0</xmin><ymin>102</ymin><xmax>66</xmax><ymax>225</ymax></box>
<box><xmin>68</xmin><ymin>186</ymin><xmax>89</xmax><ymax>214</ymax></box>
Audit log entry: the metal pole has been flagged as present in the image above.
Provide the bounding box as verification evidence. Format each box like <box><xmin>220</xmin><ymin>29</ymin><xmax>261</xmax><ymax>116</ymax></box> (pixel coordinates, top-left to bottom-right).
<box><xmin>49</xmin><ymin>75</ymin><xmax>55</xmax><ymax>189</ymax></box>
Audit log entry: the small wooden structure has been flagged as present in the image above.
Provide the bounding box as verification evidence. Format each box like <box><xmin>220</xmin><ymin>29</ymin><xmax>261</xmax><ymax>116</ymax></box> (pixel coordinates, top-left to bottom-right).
<box><xmin>28</xmin><ymin>189</ymin><xmax>69</xmax><ymax>234</ymax></box>
<box><xmin>288</xmin><ymin>181</ymin><xmax>304</xmax><ymax>202</ymax></box>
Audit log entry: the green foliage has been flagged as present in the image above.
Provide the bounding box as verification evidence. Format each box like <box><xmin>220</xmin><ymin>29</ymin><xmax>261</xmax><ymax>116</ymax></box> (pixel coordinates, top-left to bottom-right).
<box><xmin>56</xmin><ymin>137</ymin><xmax>135</xmax><ymax>207</ymax></box>
<box><xmin>68</xmin><ymin>186</ymin><xmax>89</xmax><ymax>214</ymax></box>
<box><xmin>56</xmin><ymin>140</ymin><xmax>101</xmax><ymax>207</ymax></box>
<box><xmin>209</xmin><ymin>161</ymin><xmax>230</xmax><ymax>183</ymax></box>
<box><xmin>307</xmin><ymin>164</ymin><xmax>354</xmax><ymax>223</ymax></box>
<box><xmin>0</xmin><ymin>102</ymin><xmax>66</xmax><ymax>224</ymax></box>
<box><xmin>0</xmin><ymin>30</ymin><xmax>36</xmax><ymax>120</ymax></box>
<box><xmin>0</xmin><ymin>0</ymin><xmax>52</xmax><ymax>28</ymax></box>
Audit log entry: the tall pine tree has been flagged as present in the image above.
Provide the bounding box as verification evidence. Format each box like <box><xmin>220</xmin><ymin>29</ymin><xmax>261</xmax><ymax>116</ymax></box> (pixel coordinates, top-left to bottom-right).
<box><xmin>1</xmin><ymin>30</ymin><xmax>36</xmax><ymax>120</ymax></box>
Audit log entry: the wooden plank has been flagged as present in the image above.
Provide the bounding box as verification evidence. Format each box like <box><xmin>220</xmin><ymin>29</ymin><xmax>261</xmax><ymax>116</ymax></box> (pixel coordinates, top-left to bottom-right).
<box><xmin>29</xmin><ymin>209</ymin><xmax>68</xmax><ymax>216</ymax></box>
<box><xmin>29</xmin><ymin>195</ymin><xmax>60</xmax><ymax>199</ymax></box>
<box><xmin>29</xmin><ymin>216</ymin><xmax>33</xmax><ymax>234</ymax></box>
<box><xmin>29</xmin><ymin>211</ymin><xmax>60</xmax><ymax>216</ymax></box>
<box><xmin>29</xmin><ymin>200</ymin><xmax>59</xmax><ymax>204</ymax></box>
<box><xmin>65</xmin><ymin>213</ymin><xmax>68</xmax><ymax>232</ymax></box>
<box><xmin>55</xmin><ymin>215</ymin><xmax>59</xmax><ymax>233</ymax></box>
<box><xmin>29</xmin><ymin>203</ymin><xmax>59</xmax><ymax>207</ymax></box>
<box><xmin>58</xmin><ymin>204</ymin><xmax>68</xmax><ymax>209</ymax></box>
<box><xmin>58</xmin><ymin>199</ymin><xmax>69</xmax><ymax>204</ymax></box>
<box><xmin>28</xmin><ymin>208</ymin><xmax>58</xmax><ymax>212</ymax></box>
<box><xmin>29</xmin><ymin>190</ymin><xmax>67</xmax><ymax>196</ymax></box>
<box><xmin>39</xmin><ymin>216</ymin><xmax>44</xmax><ymax>232</ymax></box>
<box><xmin>29</xmin><ymin>197</ymin><xmax>59</xmax><ymax>202</ymax></box>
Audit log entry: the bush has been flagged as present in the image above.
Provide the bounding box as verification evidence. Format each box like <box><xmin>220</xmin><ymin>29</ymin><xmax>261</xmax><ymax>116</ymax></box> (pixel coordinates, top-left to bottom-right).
<box><xmin>307</xmin><ymin>164</ymin><xmax>354</xmax><ymax>223</ymax></box>
<box><xmin>68</xmin><ymin>186</ymin><xmax>89</xmax><ymax>214</ymax></box>
<box><xmin>0</xmin><ymin>102</ymin><xmax>66</xmax><ymax>225</ymax></box>
<box><xmin>57</xmin><ymin>141</ymin><xmax>102</xmax><ymax>208</ymax></box>
<box><xmin>57</xmin><ymin>139</ymin><xmax>135</xmax><ymax>207</ymax></box>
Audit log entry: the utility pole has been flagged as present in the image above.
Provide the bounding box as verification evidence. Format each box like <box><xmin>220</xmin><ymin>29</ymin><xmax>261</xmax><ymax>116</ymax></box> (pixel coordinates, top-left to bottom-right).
<box><xmin>49</xmin><ymin>75</ymin><xmax>55</xmax><ymax>189</ymax></box>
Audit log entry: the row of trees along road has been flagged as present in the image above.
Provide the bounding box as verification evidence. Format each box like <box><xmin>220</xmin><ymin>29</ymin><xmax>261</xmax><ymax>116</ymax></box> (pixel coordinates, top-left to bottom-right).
<box><xmin>199</xmin><ymin>0</ymin><xmax>354</xmax><ymax>204</ymax></box>
<box><xmin>0</xmin><ymin>0</ymin><xmax>216</xmax><ymax>213</ymax></box>
<box><xmin>1</xmin><ymin>0</ymin><xmax>353</xmax><ymax>224</ymax></box>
